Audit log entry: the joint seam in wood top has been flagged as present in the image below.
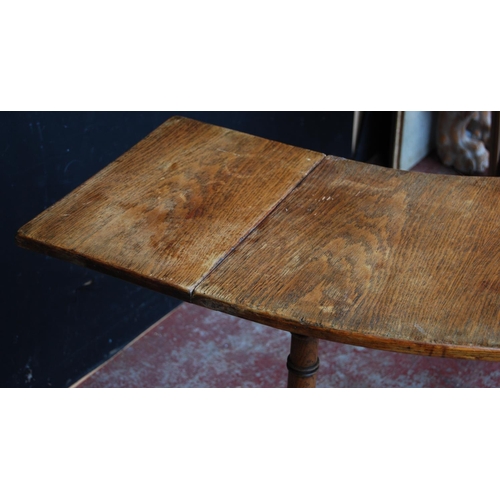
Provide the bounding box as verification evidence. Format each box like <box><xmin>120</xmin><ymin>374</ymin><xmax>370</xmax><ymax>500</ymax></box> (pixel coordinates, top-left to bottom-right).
<box><xmin>190</xmin><ymin>154</ymin><xmax>329</xmax><ymax>301</ymax></box>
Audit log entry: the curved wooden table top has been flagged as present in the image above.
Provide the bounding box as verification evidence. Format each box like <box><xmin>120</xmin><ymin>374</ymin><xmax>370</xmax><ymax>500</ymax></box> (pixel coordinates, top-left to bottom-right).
<box><xmin>17</xmin><ymin>117</ymin><xmax>500</xmax><ymax>360</ymax></box>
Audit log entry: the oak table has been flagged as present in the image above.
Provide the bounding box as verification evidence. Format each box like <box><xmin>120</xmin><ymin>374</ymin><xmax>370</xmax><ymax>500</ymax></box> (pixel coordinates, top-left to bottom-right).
<box><xmin>17</xmin><ymin>117</ymin><xmax>500</xmax><ymax>387</ymax></box>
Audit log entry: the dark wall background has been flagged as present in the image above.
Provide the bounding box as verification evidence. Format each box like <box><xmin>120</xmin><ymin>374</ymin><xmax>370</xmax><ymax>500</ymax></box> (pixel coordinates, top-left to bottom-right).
<box><xmin>2</xmin><ymin>111</ymin><xmax>358</xmax><ymax>387</ymax></box>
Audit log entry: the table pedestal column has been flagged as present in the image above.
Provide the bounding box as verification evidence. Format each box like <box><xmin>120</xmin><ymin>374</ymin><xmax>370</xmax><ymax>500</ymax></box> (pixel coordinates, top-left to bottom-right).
<box><xmin>287</xmin><ymin>333</ymin><xmax>319</xmax><ymax>388</ymax></box>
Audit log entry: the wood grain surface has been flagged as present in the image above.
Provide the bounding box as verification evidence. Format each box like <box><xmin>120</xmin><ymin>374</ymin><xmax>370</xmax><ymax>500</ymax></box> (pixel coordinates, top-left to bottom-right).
<box><xmin>17</xmin><ymin>116</ymin><xmax>324</xmax><ymax>300</ymax></box>
<box><xmin>17</xmin><ymin>118</ymin><xmax>500</xmax><ymax>360</ymax></box>
<box><xmin>195</xmin><ymin>156</ymin><xmax>500</xmax><ymax>360</ymax></box>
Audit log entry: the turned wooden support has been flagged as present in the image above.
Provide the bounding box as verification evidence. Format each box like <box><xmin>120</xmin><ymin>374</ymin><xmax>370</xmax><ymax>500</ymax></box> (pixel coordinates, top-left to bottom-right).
<box><xmin>287</xmin><ymin>333</ymin><xmax>319</xmax><ymax>388</ymax></box>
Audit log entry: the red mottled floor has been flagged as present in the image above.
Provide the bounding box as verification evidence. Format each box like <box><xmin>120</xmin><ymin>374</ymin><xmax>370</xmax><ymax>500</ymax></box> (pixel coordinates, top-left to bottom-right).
<box><xmin>76</xmin><ymin>303</ymin><xmax>290</xmax><ymax>388</ymax></box>
<box><xmin>410</xmin><ymin>151</ymin><xmax>459</xmax><ymax>175</ymax></box>
<box><xmin>76</xmin><ymin>154</ymin><xmax>500</xmax><ymax>388</ymax></box>
<box><xmin>75</xmin><ymin>302</ymin><xmax>500</xmax><ymax>388</ymax></box>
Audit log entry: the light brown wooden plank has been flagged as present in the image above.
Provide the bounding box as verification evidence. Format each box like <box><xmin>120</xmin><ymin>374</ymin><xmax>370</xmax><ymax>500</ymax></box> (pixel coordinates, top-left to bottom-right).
<box><xmin>17</xmin><ymin>116</ymin><xmax>324</xmax><ymax>300</ymax></box>
<box><xmin>194</xmin><ymin>156</ymin><xmax>500</xmax><ymax>360</ymax></box>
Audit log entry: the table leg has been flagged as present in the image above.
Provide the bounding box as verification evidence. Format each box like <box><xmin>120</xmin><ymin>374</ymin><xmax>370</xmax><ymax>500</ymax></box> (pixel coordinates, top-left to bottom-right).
<box><xmin>286</xmin><ymin>333</ymin><xmax>319</xmax><ymax>388</ymax></box>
